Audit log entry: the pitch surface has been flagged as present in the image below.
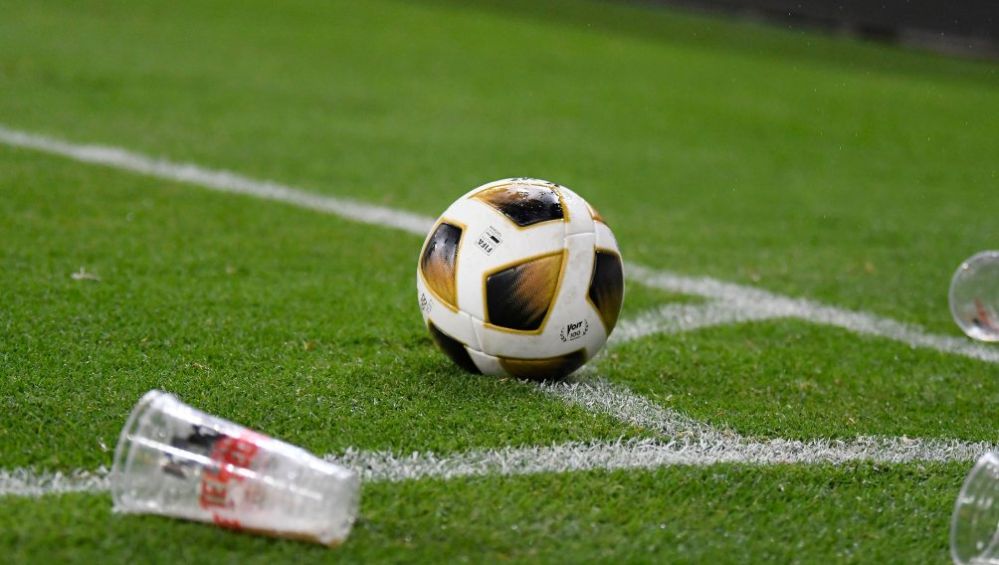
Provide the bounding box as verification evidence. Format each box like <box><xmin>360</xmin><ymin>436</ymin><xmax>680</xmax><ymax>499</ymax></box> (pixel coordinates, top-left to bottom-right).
<box><xmin>1</xmin><ymin>0</ymin><xmax>997</xmax><ymax>562</ymax></box>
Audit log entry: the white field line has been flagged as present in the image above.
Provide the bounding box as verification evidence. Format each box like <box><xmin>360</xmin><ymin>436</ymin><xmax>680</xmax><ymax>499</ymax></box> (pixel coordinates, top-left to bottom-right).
<box><xmin>2</xmin><ymin>436</ymin><xmax>992</xmax><ymax>497</ymax></box>
<box><xmin>608</xmin><ymin>302</ymin><xmax>780</xmax><ymax>347</ymax></box>
<box><xmin>338</xmin><ymin>436</ymin><xmax>995</xmax><ymax>482</ymax></box>
<box><xmin>536</xmin><ymin>379</ymin><xmax>734</xmax><ymax>443</ymax></box>
<box><xmin>566</xmin><ymin>302</ymin><xmax>771</xmax><ymax>440</ymax></box>
<box><xmin>629</xmin><ymin>265</ymin><xmax>999</xmax><ymax>364</ymax></box>
<box><xmin>547</xmin><ymin>300</ymin><xmax>997</xmax><ymax>453</ymax></box>
<box><xmin>0</xmin><ymin>467</ymin><xmax>111</xmax><ymax>498</ymax></box>
<box><xmin>0</xmin><ymin>126</ymin><xmax>434</xmax><ymax>236</ymax></box>
<box><xmin>1</xmin><ymin>125</ymin><xmax>992</xmax><ymax>365</ymax></box>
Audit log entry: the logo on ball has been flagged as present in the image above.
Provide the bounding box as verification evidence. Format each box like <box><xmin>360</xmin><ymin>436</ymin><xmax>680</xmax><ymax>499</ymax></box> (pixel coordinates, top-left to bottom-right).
<box><xmin>560</xmin><ymin>319</ymin><xmax>589</xmax><ymax>343</ymax></box>
<box><xmin>475</xmin><ymin>226</ymin><xmax>503</xmax><ymax>255</ymax></box>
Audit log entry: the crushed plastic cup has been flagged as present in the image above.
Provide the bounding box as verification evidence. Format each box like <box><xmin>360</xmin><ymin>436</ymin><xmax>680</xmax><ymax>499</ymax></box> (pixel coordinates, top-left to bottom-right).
<box><xmin>110</xmin><ymin>390</ymin><xmax>359</xmax><ymax>546</ymax></box>
<box><xmin>951</xmin><ymin>453</ymin><xmax>999</xmax><ymax>564</ymax></box>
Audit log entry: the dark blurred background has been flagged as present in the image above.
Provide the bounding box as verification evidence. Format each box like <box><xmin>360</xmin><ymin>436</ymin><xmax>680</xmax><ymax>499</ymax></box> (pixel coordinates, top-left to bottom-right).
<box><xmin>645</xmin><ymin>0</ymin><xmax>999</xmax><ymax>58</ymax></box>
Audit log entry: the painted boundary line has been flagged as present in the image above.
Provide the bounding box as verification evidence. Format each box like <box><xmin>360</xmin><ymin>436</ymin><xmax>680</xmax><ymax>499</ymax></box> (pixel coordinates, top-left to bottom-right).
<box><xmin>628</xmin><ymin>265</ymin><xmax>999</xmax><ymax>364</ymax></box>
<box><xmin>2</xmin><ymin>435</ymin><xmax>993</xmax><ymax>497</ymax></box>
<box><xmin>536</xmin><ymin>379</ymin><xmax>735</xmax><ymax>442</ymax></box>
<box><xmin>0</xmin><ymin>126</ymin><xmax>434</xmax><ymax>236</ymax></box>
<box><xmin>2</xmin><ymin>125</ymin><xmax>994</xmax><ymax>366</ymax></box>
<box><xmin>0</xmin><ymin>468</ymin><xmax>111</xmax><ymax>498</ymax></box>
<box><xmin>608</xmin><ymin>302</ymin><xmax>780</xmax><ymax>346</ymax></box>
<box><xmin>341</xmin><ymin>435</ymin><xmax>997</xmax><ymax>482</ymax></box>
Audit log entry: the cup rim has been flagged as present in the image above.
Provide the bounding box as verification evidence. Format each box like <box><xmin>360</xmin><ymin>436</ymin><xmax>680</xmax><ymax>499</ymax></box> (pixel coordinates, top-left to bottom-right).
<box><xmin>109</xmin><ymin>389</ymin><xmax>175</xmax><ymax>507</ymax></box>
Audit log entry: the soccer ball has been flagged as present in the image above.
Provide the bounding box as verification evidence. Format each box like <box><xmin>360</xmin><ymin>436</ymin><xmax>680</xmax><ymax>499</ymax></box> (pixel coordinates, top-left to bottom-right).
<box><xmin>416</xmin><ymin>178</ymin><xmax>624</xmax><ymax>379</ymax></box>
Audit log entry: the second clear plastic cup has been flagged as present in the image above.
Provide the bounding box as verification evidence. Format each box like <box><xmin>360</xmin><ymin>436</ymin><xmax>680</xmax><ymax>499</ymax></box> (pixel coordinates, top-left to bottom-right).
<box><xmin>111</xmin><ymin>390</ymin><xmax>360</xmax><ymax>546</ymax></box>
<box><xmin>949</xmin><ymin>251</ymin><xmax>999</xmax><ymax>343</ymax></box>
<box><xmin>951</xmin><ymin>452</ymin><xmax>999</xmax><ymax>564</ymax></box>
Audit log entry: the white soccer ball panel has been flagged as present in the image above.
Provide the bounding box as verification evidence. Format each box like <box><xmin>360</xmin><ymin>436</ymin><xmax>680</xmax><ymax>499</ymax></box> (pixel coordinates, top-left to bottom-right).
<box><xmin>594</xmin><ymin>221</ymin><xmax>620</xmax><ymax>254</ymax></box>
<box><xmin>557</xmin><ymin>185</ymin><xmax>596</xmax><ymax>237</ymax></box>
<box><xmin>466</xmin><ymin>348</ymin><xmax>504</xmax><ymax>376</ymax></box>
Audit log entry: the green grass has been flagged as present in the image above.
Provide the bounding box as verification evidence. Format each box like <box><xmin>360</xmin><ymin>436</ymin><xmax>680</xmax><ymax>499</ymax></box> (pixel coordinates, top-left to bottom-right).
<box><xmin>1</xmin><ymin>0</ymin><xmax>998</xmax><ymax>562</ymax></box>
<box><xmin>3</xmin><ymin>0</ymin><xmax>996</xmax><ymax>332</ymax></box>
<box><xmin>0</xmin><ymin>151</ymin><xmax>639</xmax><ymax>470</ymax></box>
<box><xmin>2</xmin><ymin>464</ymin><xmax>966</xmax><ymax>562</ymax></box>
<box><xmin>608</xmin><ymin>320</ymin><xmax>999</xmax><ymax>441</ymax></box>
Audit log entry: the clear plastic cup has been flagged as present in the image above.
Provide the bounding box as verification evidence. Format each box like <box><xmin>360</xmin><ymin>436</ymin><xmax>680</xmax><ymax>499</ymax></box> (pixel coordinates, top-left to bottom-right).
<box><xmin>111</xmin><ymin>390</ymin><xmax>360</xmax><ymax>546</ymax></box>
<box><xmin>951</xmin><ymin>453</ymin><xmax>999</xmax><ymax>564</ymax></box>
<box><xmin>950</xmin><ymin>251</ymin><xmax>999</xmax><ymax>343</ymax></box>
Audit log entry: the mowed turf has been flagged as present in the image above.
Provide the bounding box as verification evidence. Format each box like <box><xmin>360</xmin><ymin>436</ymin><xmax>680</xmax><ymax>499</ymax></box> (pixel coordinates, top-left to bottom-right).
<box><xmin>1</xmin><ymin>0</ymin><xmax>998</xmax><ymax>562</ymax></box>
<box><xmin>608</xmin><ymin>320</ymin><xmax>999</xmax><ymax>441</ymax></box>
<box><xmin>2</xmin><ymin>0</ymin><xmax>997</xmax><ymax>332</ymax></box>
<box><xmin>0</xmin><ymin>151</ymin><xmax>640</xmax><ymax>470</ymax></box>
<box><xmin>1</xmin><ymin>464</ymin><xmax>966</xmax><ymax>563</ymax></box>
